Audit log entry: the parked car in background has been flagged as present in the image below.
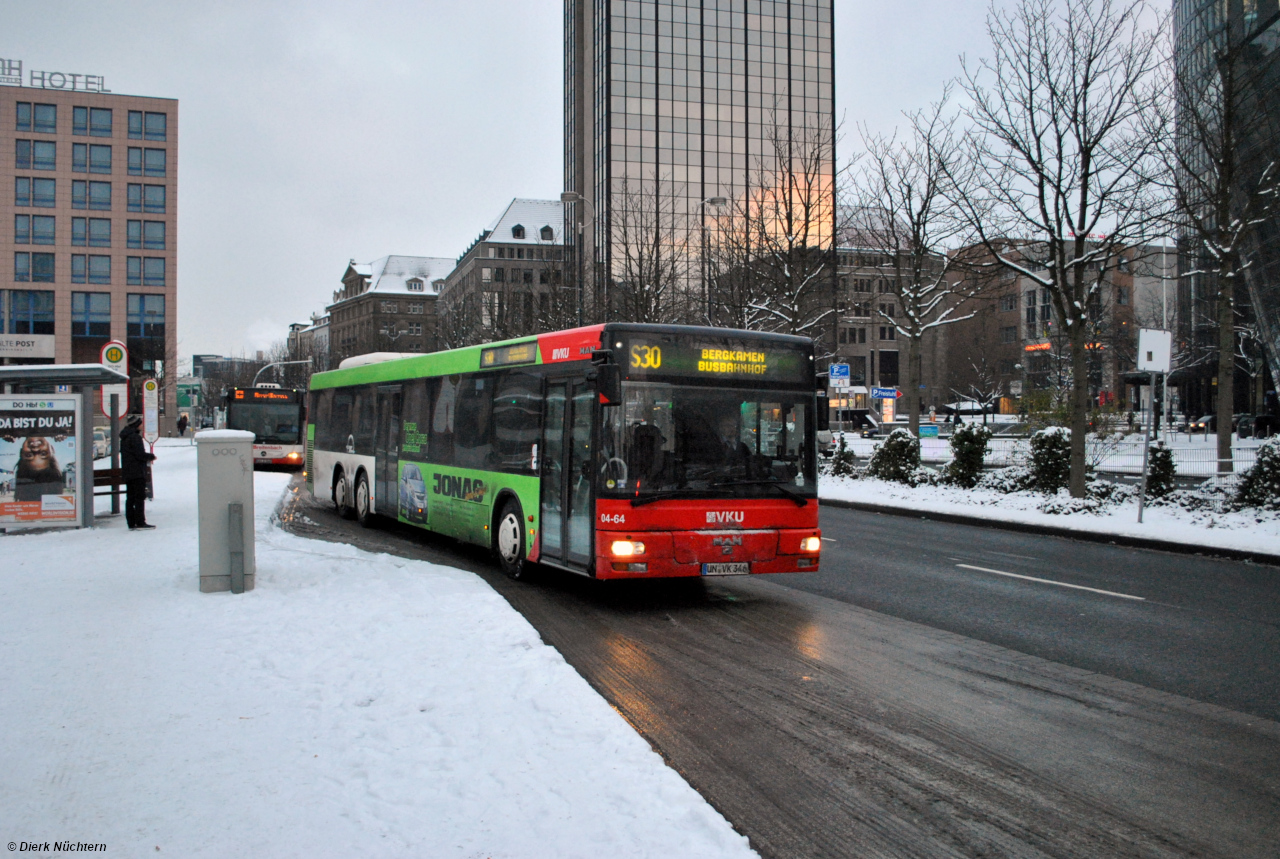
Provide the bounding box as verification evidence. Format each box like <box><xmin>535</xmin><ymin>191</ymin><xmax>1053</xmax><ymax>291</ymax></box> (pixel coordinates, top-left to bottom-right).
<box><xmin>92</xmin><ymin>429</ymin><xmax>108</xmax><ymax>460</ymax></box>
<box><xmin>1190</xmin><ymin>414</ymin><xmax>1216</xmax><ymax>433</ymax></box>
<box><xmin>1238</xmin><ymin>414</ymin><xmax>1278</xmax><ymax>439</ymax></box>
<box><xmin>816</xmin><ymin>427</ymin><xmax>833</xmax><ymax>456</ymax></box>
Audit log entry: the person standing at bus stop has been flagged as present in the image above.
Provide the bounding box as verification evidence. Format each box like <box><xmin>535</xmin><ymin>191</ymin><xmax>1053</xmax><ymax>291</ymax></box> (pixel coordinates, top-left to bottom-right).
<box><xmin>121</xmin><ymin>414</ymin><xmax>157</xmax><ymax>530</ymax></box>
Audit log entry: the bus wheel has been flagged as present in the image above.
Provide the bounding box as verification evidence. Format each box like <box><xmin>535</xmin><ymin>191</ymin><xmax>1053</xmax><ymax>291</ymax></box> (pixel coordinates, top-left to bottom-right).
<box><xmin>355</xmin><ymin>472</ymin><xmax>374</xmax><ymax>528</ymax></box>
<box><xmin>495</xmin><ymin>500</ymin><xmax>526</xmax><ymax>580</ymax></box>
<box><xmin>335</xmin><ymin>471</ymin><xmax>355</xmax><ymax>520</ymax></box>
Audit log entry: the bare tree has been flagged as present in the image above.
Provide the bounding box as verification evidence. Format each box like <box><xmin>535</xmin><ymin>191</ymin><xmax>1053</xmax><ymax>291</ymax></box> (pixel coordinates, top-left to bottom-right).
<box><xmin>952</xmin><ymin>360</ymin><xmax>1005</xmax><ymax>426</ymax></box>
<box><xmin>947</xmin><ymin>0</ymin><xmax>1166</xmax><ymax>497</ymax></box>
<box><xmin>1152</xmin><ymin>18</ymin><xmax>1280</xmax><ymax>472</ymax></box>
<box><xmin>608</xmin><ymin>174</ymin><xmax>694</xmax><ymax>325</ymax></box>
<box><xmin>1236</xmin><ymin>315</ymin><xmax>1270</xmax><ymax>416</ymax></box>
<box><xmin>436</xmin><ymin>292</ymin><xmax>485</xmax><ymax>351</ymax></box>
<box><xmin>709</xmin><ymin>112</ymin><xmax>838</xmax><ymax>344</ymax></box>
<box><xmin>847</xmin><ymin>91</ymin><xmax>979</xmax><ymax>434</ymax></box>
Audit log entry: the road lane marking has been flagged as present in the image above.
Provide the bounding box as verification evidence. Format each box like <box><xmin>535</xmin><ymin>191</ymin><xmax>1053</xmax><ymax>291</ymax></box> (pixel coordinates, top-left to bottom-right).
<box><xmin>954</xmin><ymin>564</ymin><xmax>1145</xmax><ymax>601</ymax></box>
<box><xmin>987</xmin><ymin>551</ymin><xmax>1041</xmax><ymax>561</ymax></box>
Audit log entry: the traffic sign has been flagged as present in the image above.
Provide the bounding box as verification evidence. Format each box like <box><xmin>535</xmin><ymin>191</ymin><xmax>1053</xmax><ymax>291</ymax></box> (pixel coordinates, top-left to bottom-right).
<box><xmin>1137</xmin><ymin>328</ymin><xmax>1172</xmax><ymax>373</ymax></box>
<box><xmin>872</xmin><ymin>386</ymin><xmax>902</xmax><ymax>400</ymax></box>
<box><xmin>100</xmin><ymin>340</ymin><xmax>128</xmax><ymax>418</ymax></box>
<box><xmin>143</xmin><ymin>379</ymin><xmax>159</xmax><ymax>444</ymax></box>
<box><xmin>829</xmin><ymin>363</ymin><xmax>850</xmax><ymax>389</ymax></box>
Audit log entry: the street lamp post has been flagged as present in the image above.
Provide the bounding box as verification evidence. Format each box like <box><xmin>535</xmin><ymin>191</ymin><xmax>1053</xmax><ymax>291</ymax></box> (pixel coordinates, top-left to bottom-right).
<box><xmin>251</xmin><ymin>360</ymin><xmax>313</xmax><ymax>388</ymax></box>
<box><xmin>560</xmin><ymin>192</ymin><xmax>595</xmax><ymax>326</ymax></box>
<box><xmin>699</xmin><ymin>197</ymin><xmax>727</xmax><ymax>323</ymax></box>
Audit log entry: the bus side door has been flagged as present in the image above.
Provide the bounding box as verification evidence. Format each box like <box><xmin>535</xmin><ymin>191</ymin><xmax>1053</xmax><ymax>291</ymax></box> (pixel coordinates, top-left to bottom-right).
<box><xmin>375</xmin><ymin>385</ymin><xmax>402</xmax><ymax>516</ymax></box>
<box><xmin>540</xmin><ymin>380</ymin><xmax>594</xmax><ymax>571</ymax></box>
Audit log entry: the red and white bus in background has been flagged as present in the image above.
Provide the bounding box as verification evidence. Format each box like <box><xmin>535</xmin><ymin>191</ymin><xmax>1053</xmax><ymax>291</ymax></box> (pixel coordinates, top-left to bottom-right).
<box><xmin>225</xmin><ymin>386</ymin><xmax>306</xmax><ymax>469</ymax></box>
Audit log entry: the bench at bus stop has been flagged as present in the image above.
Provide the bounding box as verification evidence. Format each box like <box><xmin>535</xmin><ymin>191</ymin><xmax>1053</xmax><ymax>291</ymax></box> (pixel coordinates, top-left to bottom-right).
<box><xmin>94</xmin><ymin>467</ymin><xmax>123</xmax><ymax>496</ymax></box>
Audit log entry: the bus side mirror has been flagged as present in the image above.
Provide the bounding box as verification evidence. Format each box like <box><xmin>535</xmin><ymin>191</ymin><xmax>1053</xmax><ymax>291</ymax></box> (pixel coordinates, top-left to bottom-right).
<box><xmin>591</xmin><ymin>364</ymin><xmax>622</xmax><ymax>406</ymax></box>
<box><xmin>816</xmin><ymin>393</ymin><xmax>830</xmax><ymax>431</ymax></box>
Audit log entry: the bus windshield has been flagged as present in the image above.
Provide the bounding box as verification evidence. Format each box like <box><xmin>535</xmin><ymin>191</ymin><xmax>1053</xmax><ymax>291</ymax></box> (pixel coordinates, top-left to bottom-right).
<box><xmin>600</xmin><ymin>381</ymin><xmax>816</xmax><ymax>499</ymax></box>
<box><xmin>226</xmin><ymin>403</ymin><xmax>302</xmax><ymax>445</ymax></box>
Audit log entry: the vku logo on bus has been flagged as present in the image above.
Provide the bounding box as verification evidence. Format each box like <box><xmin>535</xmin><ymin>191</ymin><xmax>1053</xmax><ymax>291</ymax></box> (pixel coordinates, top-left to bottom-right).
<box><xmin>433</xmin><ymin>473</ymin><xmax>486</xmax><ymax>504</ymax></box>
<box><xmin>551</xmin><ymin>347</ymin><xmax>570</xmax><ymax>360</ymax></box>
<box><xmin>706</xmin><ymin>511</ymin><xmax>745</xmax><ymax>525</ymax></box>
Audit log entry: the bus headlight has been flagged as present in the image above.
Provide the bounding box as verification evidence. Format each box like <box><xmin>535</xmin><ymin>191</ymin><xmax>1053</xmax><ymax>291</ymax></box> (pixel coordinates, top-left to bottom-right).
<box><xmin>611</xmin><ymin>540</ymin><xmax>645</xmax><ymax>556</ymax></box>
<box><xmin>801</xmin><ymin>536</ymin><xmax>822</xmax><ymax>553</ymax></box>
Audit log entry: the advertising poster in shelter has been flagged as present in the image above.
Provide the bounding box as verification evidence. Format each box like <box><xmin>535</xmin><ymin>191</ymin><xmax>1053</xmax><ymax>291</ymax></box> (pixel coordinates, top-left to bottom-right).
<box><xmin>0</xmin><ymin>395</ymin><xmax>79</xmax><ymax>526</ymax></box>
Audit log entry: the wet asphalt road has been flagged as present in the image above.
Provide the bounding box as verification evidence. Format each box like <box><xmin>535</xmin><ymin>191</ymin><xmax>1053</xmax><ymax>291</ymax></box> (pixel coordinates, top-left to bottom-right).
<box><xmin>278</xmin><ymin>480</ymin><xmax>1280</xmax><ymax>859</ymax></box>
<box><xmin>786</xmin><ymin>506</ymin><xmax>1280</xmax><ymax>723</ymax></box>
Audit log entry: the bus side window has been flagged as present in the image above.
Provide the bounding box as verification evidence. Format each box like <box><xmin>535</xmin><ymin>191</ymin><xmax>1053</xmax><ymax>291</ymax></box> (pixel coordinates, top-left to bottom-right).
<box><xmin>331</xmin><ymin>390</ymin><xmax>353</xmax><ymax>451</ymax></box>
<box><xmin>454</xmin><ymin>374</ymin><xmax>493</xmax><ymax>470</ymax></box>
<box><xmin>311</xmin><ymin>389</ymin><xmax>333</xmax><ymax>447</ymax></box>
<box><xmin>354</xmin><ymin>387</ymin><xmax>376</xmax><ymax>454</ymax></box>
<box><xmin>493</xmin><ymin>371</ymin><xmax>541</xmax><ymax>473</ymax></box>
<box><xmin>431</xmin><ymin>376</ymin><xmax>457</xmax><ymax>466</ymax></box>
<box><xmin>401</xmin><ymin>379</ymin><xmax>428</xmax><ymax>458</ymax></box>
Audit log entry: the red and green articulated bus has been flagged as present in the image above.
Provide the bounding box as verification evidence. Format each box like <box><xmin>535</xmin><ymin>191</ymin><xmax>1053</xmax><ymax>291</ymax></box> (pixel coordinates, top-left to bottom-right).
<box><xmin>305</xmin><ymin>323</ymin><xmax>822</xmax><ymax>580</ymax></box>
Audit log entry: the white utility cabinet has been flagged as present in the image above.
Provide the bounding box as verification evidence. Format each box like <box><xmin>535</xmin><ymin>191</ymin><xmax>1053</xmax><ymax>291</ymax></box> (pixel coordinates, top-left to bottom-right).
<box><xmin>195</xmin><ymin>429</ymin><xmax>256</xmax><ymax>593</ymax></box>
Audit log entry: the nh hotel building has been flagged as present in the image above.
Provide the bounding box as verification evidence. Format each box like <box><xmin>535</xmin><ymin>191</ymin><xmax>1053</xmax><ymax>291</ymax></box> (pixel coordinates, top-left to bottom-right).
<box><xmin>1</xmin><ymin>66</ymin><xmax>177</xmax><ymax>430</ymax></box>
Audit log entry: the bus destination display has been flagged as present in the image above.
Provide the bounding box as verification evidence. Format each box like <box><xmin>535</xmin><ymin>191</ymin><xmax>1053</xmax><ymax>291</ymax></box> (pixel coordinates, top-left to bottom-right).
<box><xmin>233</xmin><ymin>388</ymin><xmax>301</xmax><ymax>403</ymax></box>
<box><xmin>622</xmin><ymin>337</ymin><xmax>808</xmax><ymax>383</ymax></box>
<box><xmin>480</xmin><ymin>341</ymin><xmax>538</xmax><ymax>369</ymax></box>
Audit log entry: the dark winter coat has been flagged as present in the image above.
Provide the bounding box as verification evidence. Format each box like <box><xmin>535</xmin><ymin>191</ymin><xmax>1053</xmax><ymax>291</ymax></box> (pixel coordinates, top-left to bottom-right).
<box><xmin>120</xmin><ymin>424</ymin><xmax>156</xmax><ymax>480</ymax></box>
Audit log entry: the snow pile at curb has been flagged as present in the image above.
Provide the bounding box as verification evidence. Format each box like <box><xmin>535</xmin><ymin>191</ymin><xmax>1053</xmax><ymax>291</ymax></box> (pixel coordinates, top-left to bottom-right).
<box><xmin>820</xmin><ymin>473</ymin><xmax>1280</xmax><ymax>556</ymax></box>
<box><xmin>2</xmin><ymin>443</ymin><xmax>756</xmax><ymax>858</ymax></box>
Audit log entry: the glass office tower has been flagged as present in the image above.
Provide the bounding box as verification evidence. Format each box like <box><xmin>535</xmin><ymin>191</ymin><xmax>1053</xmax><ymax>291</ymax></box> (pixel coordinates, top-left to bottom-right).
<box><xmin>1174</xmin><ymin>0</ymin><xmax>1280</xmax><ymax>412</ymax></box>
<box><xmin>566</xmin><ymin>0</ymin><xmax>836</xmax><ymax>322</ymax></box>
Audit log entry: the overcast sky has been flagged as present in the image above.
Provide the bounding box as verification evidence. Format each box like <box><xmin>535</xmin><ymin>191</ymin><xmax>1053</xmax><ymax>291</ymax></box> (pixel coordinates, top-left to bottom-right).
<box><xmin>9</xmin><ymin>1</ymin><xmax>993</xmax><ymax>363</ymax></box>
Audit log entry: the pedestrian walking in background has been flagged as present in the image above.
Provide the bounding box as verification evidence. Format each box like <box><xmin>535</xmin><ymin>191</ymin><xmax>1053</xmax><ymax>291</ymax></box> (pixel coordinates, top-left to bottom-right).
<box><xmin>121</xmin><ymin>414</ymin><xmax>157</xmax><ymax>530</ymax></box>
<box><xmin>177</xmin><ymin>414</ymin><xmax>189</xmax><ymax>437</ymax></box>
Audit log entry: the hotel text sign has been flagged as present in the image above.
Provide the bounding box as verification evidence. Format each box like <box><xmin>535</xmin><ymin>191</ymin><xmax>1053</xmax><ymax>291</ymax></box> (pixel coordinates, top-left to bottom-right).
<box><xmin>0</xmin><ymin>59</ymin><xmax>110</xmax><ymax>93</ymax></box>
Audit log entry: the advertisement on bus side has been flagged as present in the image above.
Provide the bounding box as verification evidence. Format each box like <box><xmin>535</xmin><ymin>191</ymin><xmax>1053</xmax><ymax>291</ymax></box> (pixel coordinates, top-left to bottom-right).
<box><xmin>0</xmin><ymin>396</ymin><xmax>80</xmax><ymax>525</ymax></box>
<box><xmin>397</xmin><ymin>460</ymin><xmax>539</xmax><ymax>555</ymax></box>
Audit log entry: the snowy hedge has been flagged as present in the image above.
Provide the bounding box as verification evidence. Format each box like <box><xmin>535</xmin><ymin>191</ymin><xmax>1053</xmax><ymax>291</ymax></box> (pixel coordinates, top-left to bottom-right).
<box><xmin>828</xmin><ymin>433</ymin><xmax>858</xmax><ymax>478</ymax></box>
<box><xmin>867</xmin><ymin>428</ymin><xmax>920</xmax><ymax>484</ymax></box>
<box><xmin>1235</xmin><ymin>439</ymin><xmax>1280</xmax><ymax>511</ymax></box>
<box><xmin>1146</xmin><ymin>441</ymin><xmax>1176</xmax><ymax>499</ymax></box>
<box><xmin>1029</xmin><ymin>427</ymin><xmax>1072</xmax><ymax>493</ymax></box>
<box><xmin>947</xmin><ymin>422</ymin><xmax>992</xmax><ymax>489</ymax></box>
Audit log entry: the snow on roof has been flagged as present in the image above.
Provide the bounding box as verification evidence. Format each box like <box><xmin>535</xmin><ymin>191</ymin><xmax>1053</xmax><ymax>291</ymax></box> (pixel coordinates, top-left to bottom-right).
<box><xmin>484</xmin><ymin>198</ymin><xmax>566</xmax><ymax>245</ymax></box>
<box><xmin>364</xmin><ymin>255</ymin><xmax>456</xmax><ymax>296</ymax></box>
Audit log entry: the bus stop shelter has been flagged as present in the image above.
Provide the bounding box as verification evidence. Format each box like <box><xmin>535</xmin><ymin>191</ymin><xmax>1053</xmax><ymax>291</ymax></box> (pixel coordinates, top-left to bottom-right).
<box><xmin>0</xmin><ymin>363</ymin><xmax>129</xmax><ymax>529</ymax></box>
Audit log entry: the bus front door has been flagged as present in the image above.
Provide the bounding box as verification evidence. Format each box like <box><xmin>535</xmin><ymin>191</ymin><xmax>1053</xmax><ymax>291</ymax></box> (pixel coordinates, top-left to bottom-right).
<box><xmin>540</xmin><ymin>381</ymin><xmax>594</xmax><ymax>571</ymax></box>
<box><xmin>375</xmin><ymin>385</ymin><xmax>402</xmax><ymax>516</ymax></box>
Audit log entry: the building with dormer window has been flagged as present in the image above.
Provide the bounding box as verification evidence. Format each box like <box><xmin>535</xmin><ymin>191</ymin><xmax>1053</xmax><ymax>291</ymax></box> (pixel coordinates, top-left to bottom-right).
<box><xmin>437</xmin><ymin>198</ymin><xmax>566</xmax><ymax>347</ymax></box>
<box><xmin>325</xmin><ymin>254</ymin><xmax>453</xmax><ymax>364</ymax></box>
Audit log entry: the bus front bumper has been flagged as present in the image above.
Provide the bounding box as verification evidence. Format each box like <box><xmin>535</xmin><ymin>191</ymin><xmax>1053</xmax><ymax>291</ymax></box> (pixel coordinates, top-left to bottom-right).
<box><xmin>594</xmin><ymin>528</ymin><xmax>821</xmax><ymax>580</ymax></box>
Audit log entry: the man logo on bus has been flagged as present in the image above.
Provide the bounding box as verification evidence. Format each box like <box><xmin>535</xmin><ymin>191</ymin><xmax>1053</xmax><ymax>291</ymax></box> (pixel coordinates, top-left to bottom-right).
<box><xmin>433</xmin><ymin>473</ymin><xmax>486</xmax><ymax>504</ymax></box>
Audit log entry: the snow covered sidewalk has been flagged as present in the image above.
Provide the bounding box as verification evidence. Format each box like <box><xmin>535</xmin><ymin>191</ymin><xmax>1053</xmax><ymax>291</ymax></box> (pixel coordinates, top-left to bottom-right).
<box><xmin>1</xmin><ymin>441</ymin><xmax>755</xmax><ymax>858</ymax></box>
<box><xmin>821</xmin><ymin>473</ymin><xmax>1280</xmax><ymax>559</ymax></box>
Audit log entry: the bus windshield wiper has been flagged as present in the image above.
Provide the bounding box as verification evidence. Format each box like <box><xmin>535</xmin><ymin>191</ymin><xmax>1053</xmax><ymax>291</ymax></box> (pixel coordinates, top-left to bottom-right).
<box><xmin>711</xmin><ymin>479</ymin><xmax>809</xmax><ymax>506</ymax></box>
<box><xmin>629</xmin><ymin>488</ymin><xmax>705</xmax><ymax>507</ymax></box>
